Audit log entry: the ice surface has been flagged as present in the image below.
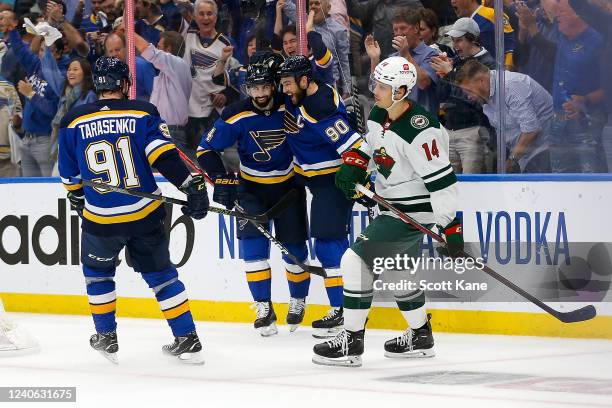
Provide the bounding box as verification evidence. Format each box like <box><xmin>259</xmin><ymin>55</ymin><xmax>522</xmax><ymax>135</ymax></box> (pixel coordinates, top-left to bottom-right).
<box><xmin>1</xmin><ymin>313</ymin><xmax>611</xmax><ymax>408</ymax></box>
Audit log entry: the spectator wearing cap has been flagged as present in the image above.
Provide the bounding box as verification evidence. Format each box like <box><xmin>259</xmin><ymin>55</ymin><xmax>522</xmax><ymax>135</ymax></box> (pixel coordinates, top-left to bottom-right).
<box><xmin>451</xmin><ymin>0</ymin><xmax>515</xmax><ymax>69</ymax></box>
<box><xmin>134</xmin><ymin>30</ymin><xmax>193</xmax><ymax>159</ymax></box>
<box><xmin>135</xmin><ymin>0</ymin><xmax>169</xmax><ymax>46</ymax></box>
<box><xmin>457</xmin><ymin>60</ymin><xmax>551</xmax><ymax>174</ymax></box>
<box><xmin>103</xmin><ymin>33</ymin><xmax>156</xmax><ymax>101</ymax></box>
<box><xmin>183</xmin><ymin>0</ymin><xmax>240</xmax><ymax>154</ymax></box>
<box><xmin>430</xmin><ymin>17</ymin><xmax>494</xmax><ymax>173</ymax></box>
<box><xmin>365</xmin><ymin>8</ymin><xmax>440</xmax><ymax>117</ymax></box>
<box><xmin>548</xmin><ymin>0</ymin><xmax>607</xmax><ymax>173</ymax></box>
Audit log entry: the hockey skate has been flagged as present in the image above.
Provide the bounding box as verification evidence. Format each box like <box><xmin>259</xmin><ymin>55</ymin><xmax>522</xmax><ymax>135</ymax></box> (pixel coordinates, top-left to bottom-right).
<box><xmin>90</xmin><ymin>331</ymin><xmax>118</xmax><ymax>364</ymax></box>
<box><xmin>384</xmin><ymin>314</ymin><xmax>435</xmax><ymax>358</ymax></box>
<box><xmin>311</xmin><ymin>307</ymin><xmax>343</xmax><ymax>338</ymax></box>
<box><xmin>163</xmin><ymin>331</ymin><xmax>204</xmax><ymax>365</ymax></box>
<box><xmin>251</xmin><ymin>301</ymin><xmax>278</xmax><ymax>337</ymax></box>
<box><xmin>312</xmin><ymin>329</ymin><xmax>364</xmax><ymax>367</ymax></box>
<box><xmin>286</xmin><ymin>298</ymin><xmax>305</xmax><ymax>332</ymax></box>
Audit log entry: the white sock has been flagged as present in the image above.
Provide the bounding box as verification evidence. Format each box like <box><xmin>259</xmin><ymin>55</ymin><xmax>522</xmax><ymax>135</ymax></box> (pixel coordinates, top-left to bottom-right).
<box><xmin>400</xmin><ymin>305</ymin><xmax>427</xmax><ymax>329</ymax></box>
<box><xmin>344</xmin><ymin>308</ymin><xmax>369</xmax><ymax>332</ymax></box>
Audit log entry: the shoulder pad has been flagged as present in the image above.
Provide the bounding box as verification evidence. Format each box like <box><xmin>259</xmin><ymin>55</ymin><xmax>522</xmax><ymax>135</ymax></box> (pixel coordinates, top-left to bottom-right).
<box><xmin>390</xmin><ymin>103</ymin><xmax>440</xmax><ymax>144</ymax></box>
<box><xmin>300</xmin><ymin>83</ymin><xmax>340</xmax><ymax>122</ymax></box>
<box><xmin>221</xmin><ymin>98</ymin><xmax>256</xmax><ymax>122</ymax></box>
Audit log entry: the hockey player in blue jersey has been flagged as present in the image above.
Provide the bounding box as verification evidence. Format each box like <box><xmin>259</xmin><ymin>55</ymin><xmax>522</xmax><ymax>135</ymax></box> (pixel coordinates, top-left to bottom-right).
<box><xmin>278</xmin><ymin>55</ymin><xmax>364</xmax><ymax>338</ymax></box>
<box><xmin>197</xmin><ymin>51</ymin><xmax>311</xmax><ymax>336</ymax></box>
<box><xmin>58</xmin><ymin>57</ymin><xmax>209</xmax><ymax>364</ymax></box>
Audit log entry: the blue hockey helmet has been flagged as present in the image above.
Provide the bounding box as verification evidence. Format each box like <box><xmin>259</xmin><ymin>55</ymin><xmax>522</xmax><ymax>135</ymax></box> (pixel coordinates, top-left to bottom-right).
<box><xmin>246</xmin><ymin>51</ymin><xmax>285</xmax><ymax>86</ymax></box>
<box><xmin>93</xmin><ymin>57</ymin><xmax>131</xmax><ymax>93</ymax></box>
<box><xmin>277</xmin><ymin>55</ymin><xmax>312</xmax><ymax>81</ymax></box>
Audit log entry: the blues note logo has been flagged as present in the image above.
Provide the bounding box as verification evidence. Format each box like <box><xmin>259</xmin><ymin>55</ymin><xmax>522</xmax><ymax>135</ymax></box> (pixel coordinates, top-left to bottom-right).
<box><xmin>250</xmin><ymin>129</ymin><xmax>286</xmax><ymax>162</ymax></box>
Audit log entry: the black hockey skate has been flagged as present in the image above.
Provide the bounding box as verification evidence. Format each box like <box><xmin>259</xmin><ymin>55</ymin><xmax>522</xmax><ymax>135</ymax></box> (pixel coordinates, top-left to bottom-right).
<box><xmin>384</xmin><ymin>314</ymin><xmax>435</xmax><ymax>358</ymax></box>
<box><xmin>251</xmin><ymin>301</ymin><xmax>278</xmax><ymax>337</ymax></box>
<box><xmin>312</xmin><ymin>329</ymin><xmax>364</xmax><ymax>367</ymax></box>
<box><xmin>90</xmin><ymin>331</ymin><xmax>118</xmax><ymax>364</ymax></box>
<box><xmin>163</xmin><ymin>331</ymin><xmax>204</xmax><ymax>365</ymax></box>
<box><xmin>286</xmin><ymin>297</ymin><xmax>305</xmax><ymax>332</ymax></box>
<box><xmin>311</xmin><ymin>307</ymin><xmax>343</xmax><ymax>338</ymax></box>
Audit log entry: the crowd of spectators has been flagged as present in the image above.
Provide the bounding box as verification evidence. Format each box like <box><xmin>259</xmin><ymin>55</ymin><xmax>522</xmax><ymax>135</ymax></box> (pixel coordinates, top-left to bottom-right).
<box><xmin>0</xmin><ymin>0</ymin><xmax>610</xmax><ymax>177</ymax></box>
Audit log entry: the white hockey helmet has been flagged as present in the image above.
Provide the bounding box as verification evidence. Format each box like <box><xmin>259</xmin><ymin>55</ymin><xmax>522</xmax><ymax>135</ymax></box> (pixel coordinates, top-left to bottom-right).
<box><xmin>370</xmin><ymin>56</ymin><xmax>417</xmax><ymax>104</ymax></box>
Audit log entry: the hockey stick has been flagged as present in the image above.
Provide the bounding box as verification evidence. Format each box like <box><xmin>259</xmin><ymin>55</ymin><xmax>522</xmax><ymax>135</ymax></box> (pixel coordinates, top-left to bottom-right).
<box><xmin>234</xmin><ymin>202</ymin><xmax>328</xmax><ymax>278</ymax></box>
<box><xmin>355</xmin><ymin>183</ymin><xmax>597</xmax><ymax>324</ymax></box>
<box><xmin>176</xmin><ymin>150</ymin><xmax>328</xmax><ymax>278</ymax></box>
<box><xmin>71</xmin><ymin>177</ymin><xmax>294</xmax><ymax>223</ymax></box>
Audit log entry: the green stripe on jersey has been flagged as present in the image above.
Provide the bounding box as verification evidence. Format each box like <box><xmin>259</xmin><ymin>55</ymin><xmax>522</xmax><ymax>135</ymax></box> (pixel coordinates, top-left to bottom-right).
<box><xmin>380</xmin><ymin>202</ymin><xmax>433</xmax><ymax>213</ymax></box>
<box><xmin>425</xmin><ymin>172</ymin><xmax>457</xmax><ymax>192</ymax></box>
<box><xmin>422</xmin><ymin>164</ymin><xmax>452</xmax><ymax>180</ymax></box>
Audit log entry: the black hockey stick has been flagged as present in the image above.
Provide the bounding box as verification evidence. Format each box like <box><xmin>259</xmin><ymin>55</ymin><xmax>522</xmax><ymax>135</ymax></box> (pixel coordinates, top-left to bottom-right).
<box><xmin>174</xmin><ymin>149</ymin><xmax>328</xmax><ymax>278</ymax></box>
<box><xmin>71</xmin><ymin>177</ymin><xmax>295</xmax><ymax>223</ymax></box>
<box><xmin>355</xmin><ymin>183</ymin><xmax>597</xmax><ymax>324</ymax></box>
<box><xmin>234</xmin><ymin>202</ymin><xmax>328</xmax><ymax>278</ymax></box>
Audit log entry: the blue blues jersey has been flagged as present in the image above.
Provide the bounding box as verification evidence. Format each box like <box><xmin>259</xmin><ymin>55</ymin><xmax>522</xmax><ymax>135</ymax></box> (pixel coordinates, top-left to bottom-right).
<box><xmin>197</xmin><ymin>94</ymin><xmax>294</xmax><ymax>184</ymax></box>
<box><xmin>283</xmin><ymin>83</ymin><xmax>362</xmax><ymax>179</ymax></box>
<box><xmin>58</xmin><ymin>99</ymin><xmax>185</xmax><ymax>235</ymax></box>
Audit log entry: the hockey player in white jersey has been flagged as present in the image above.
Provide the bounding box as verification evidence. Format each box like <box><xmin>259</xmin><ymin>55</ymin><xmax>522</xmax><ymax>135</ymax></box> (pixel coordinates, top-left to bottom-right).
<box><xmin>312</xmin><ymin>56</ymin><xmax>464</xmax><ymax>367</ymax></box>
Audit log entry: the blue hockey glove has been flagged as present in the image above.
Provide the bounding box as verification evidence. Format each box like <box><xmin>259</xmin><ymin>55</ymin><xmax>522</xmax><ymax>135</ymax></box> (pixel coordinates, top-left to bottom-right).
<box><xmin>180</xmin><ymin>175</ymin><xmax>209</xmax><ymax>220</ymax></box>
<box><xmin>212</xmin><ymin>173</ymin><xmax>239</xmax><ymax>210</ymax></box>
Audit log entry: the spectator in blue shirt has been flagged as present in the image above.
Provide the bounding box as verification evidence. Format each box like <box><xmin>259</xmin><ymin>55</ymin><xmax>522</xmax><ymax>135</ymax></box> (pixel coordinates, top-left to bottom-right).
<box><xmin>549</xmin><ymin>0</ymin><xmax>607</xmax><ymax>173</ymax></box>
<box><xmin>135</xmin><ymin>0</ymin><xmax>169</xmax><ymax>46</ymax></box>
<box><xmin>6</xmin><ymin>25</ymin><xmax>67</xmax><ymax>176</ymax></box>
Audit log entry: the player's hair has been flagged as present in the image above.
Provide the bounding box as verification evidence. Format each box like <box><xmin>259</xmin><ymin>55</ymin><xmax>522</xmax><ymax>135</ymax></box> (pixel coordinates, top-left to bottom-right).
<box><xmin>456</xmin><ymin>59</ymin><xmax>490</xmax><ymax>84</ymax></box>
<box><xmin>61</xmin><ymin>57</ymin><xmax>94</xmax><ymax>100</ymax></box>
<box><xmin>160</xmin><ymin>31</ymin><xmax>185</xmax><ymax>57</ymax></box>
<box><xmin>391</xmin><ymin>8</ymin><xmax>421</xmax><ymax>27</ymax></box>
<box><xmin>194</xmin><ymin>0</ymin><xmax>218</xmax><ymax>15</ymax></box>
<box><xmin>419</xmin><ymin>8</ymin><xmax>440</xmax><ymax>43</ymax></box>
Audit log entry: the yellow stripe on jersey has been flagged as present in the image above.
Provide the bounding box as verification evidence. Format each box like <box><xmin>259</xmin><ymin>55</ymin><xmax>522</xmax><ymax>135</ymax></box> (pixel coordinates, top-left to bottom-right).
<box><xmin>226</xmin><ymin>111</ymin><xmax>257</xmax><ymax>124</ymax></box>
<box><xmin>331</xmin><ymin>86</ymin><xmax>339</xmax><ymax>108</ymax></box>
<box><xmin>67</xmin><ymin>110</ymin><xmax>149</xmax><ymax>128</ymax></box>
<box><xmin>294</xmin><ymin>165</ymin><xmax>340</xmax><ymax>177</ymax></box>
<box><xmin>316</xmin><ymin>49</ymin><xmax>332</xmax><ymax>67</ymax></box>
<box><xmin>239</xmin><ymin>170</ymin><xmax>294</xmax><ymax>184</ymax></box>
<box><xmin>63</xmin><ymin>182</ymin><xmax>83</xmax><ymax>191</ymax></box>
<box><xmin>246</xmin><ymin>268</ymin><xmax>272</xmax><ymax>282</ymax></box>
<box><xmin>82</xmin><ymin>200</ymin><xmax>162</xmax><ymax>224</ymax></box>
<box><xmin>147</xmin><ymin>143</ymin><xmax>176</xmax><ymax>165</ymax></box>
<box><xmin>90</xmin><ymin>300</ymin><xmax>116</xmax><ymax>315</ymax></box>
<box><xmin>163</xmin><ymin>301</ymin><xmax>191</xmax><ymax>320</ymax></box>
<box><xmin>196</xmin><ymin>149</ymin><xmax>212</xmax><ymax>158</ymax></box>
<box><xmin>324</xmin><ymin>277</ymin><xmax>343</xmax><ymax>288</ymax></box>
<box><xmin>299</xmin><ymin>106</ymin><xmax>318</xmax><ymax>123</ymax></box>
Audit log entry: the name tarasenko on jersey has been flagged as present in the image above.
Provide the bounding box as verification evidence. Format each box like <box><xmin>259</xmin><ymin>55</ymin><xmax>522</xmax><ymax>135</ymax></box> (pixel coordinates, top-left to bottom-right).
<box><xmin>78</xmin><ymin>118</ymin><xmax>137</xmax><ymax>139</ymax></box>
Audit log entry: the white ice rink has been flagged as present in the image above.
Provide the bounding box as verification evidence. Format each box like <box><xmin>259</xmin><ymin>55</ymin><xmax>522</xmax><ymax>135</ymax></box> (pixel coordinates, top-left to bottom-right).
<box><xmin>1</xmin><ymin>313</ymin><xmax>612</xmax><ymax>408</ymax></box>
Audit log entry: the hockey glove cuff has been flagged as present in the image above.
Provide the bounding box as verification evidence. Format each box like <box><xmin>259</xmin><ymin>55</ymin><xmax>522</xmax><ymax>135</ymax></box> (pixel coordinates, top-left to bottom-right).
<box><xmin>67</xmin><ymin>191</ymin><xmax>85</xmax><ymax>217</ymax></box>
<box><xmin>212</xmin><ymin>172</ymin><xmax>239</xmax><ymax>210</ymax></box>
<box><xmin>180</xmin><ymin>175</ymin><xmax>209</xmax><ymax>220</ymax></box>
<box><xmin>335</xmin><ymin>149</ymin><xmax>370</xmax><ymax>200</ymax></box>
<box><xmin>438</xmin><ymin>217</ymin><xmax>464</xmax><ymax>258</ymax></box>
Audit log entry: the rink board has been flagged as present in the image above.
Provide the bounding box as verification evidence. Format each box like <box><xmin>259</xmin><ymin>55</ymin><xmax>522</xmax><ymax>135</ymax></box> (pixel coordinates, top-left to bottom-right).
<box><xmin>1</xmin><ymin>175</ymin><xmax>612</xmax><ymax>339</ymax></box>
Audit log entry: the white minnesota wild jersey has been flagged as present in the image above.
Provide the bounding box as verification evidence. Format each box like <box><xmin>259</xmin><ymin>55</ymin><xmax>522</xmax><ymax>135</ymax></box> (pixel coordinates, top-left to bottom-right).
<box><xmin>359</xmin><ymin>103</ymin><xmax>458</xmax><ymax>225</ymax></box>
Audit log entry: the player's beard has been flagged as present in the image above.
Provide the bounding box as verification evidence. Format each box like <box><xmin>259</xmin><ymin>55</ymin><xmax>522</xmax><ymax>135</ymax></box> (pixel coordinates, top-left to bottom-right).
<box><xmin>289</xmin><ymin>87</ymin><xmax>305</xmax><ymax>105</ymax></box>
<box><xmin>252</xmin><ymin>95</ymin><xmax>272</xmax><ymax>110</ymax></box>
